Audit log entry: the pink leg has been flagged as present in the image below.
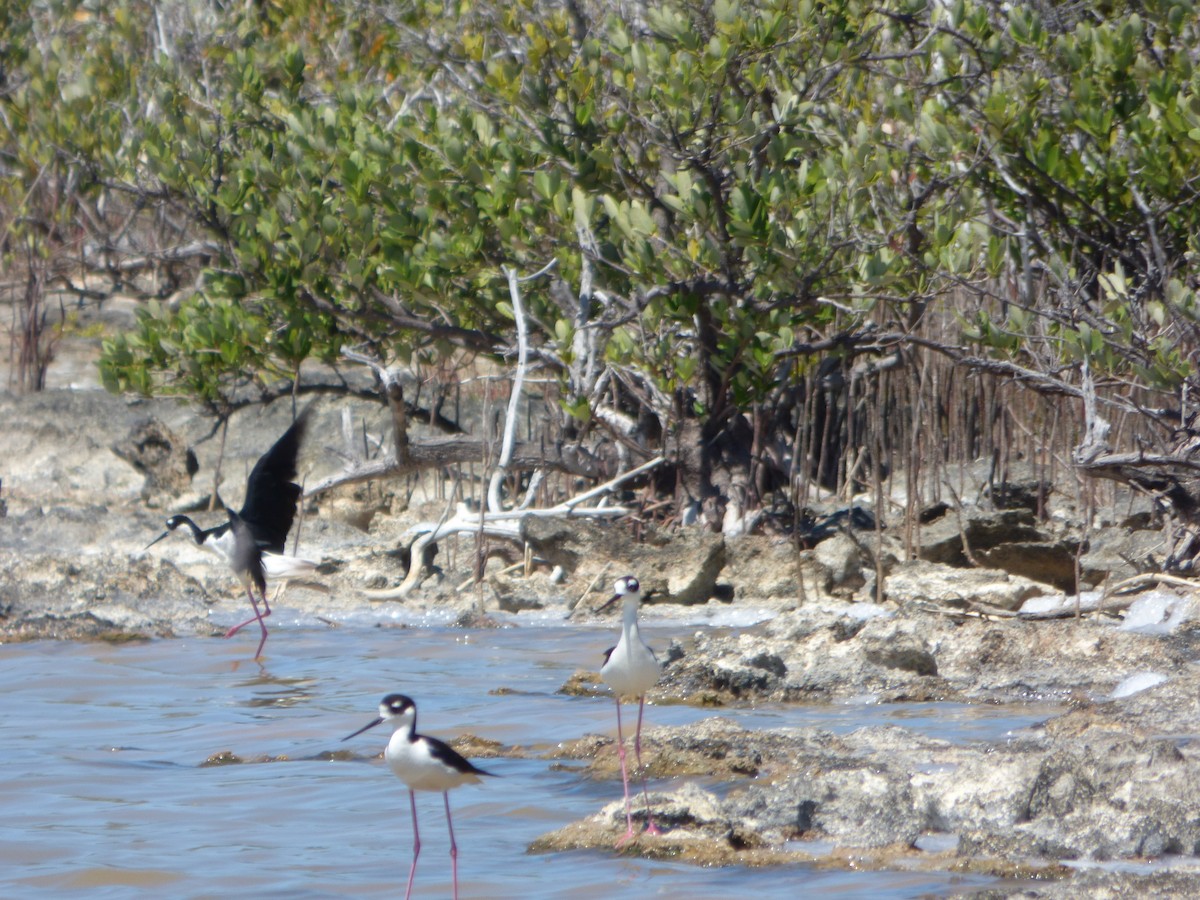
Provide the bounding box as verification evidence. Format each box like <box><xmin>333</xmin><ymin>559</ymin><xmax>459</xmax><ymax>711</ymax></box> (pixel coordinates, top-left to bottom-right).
<box><xmin>613</xmin><ymin>698</ymin><xmax>637</xmax><ymax>847</ymax></box>
<box><xmin>225</xmin><ymin>588</ymin><xmax>272</xmax><ymax>659</ymax></box>
<box><xmin>633</xmin><ymin>696</ymin><xmax>661</xmax><ymax>835</ymax></box>
<box><xmin>405</xmin><ymin>790</ymin><xmax>420</xmax><ymax>900</ymax></box>
<box><xmin>252</xmin><ymin>590</ymin><xmax>272</xmax><ymax>659</ymax></box>
<box><xmin>444</xmin><ymin>792</ymin><xmax>459</xmax><ymax>900</ymax></box>
<box><xmin>224</xmin><ymin>588</ymin><xmax>269</xmax><ymax>637</ymax></box>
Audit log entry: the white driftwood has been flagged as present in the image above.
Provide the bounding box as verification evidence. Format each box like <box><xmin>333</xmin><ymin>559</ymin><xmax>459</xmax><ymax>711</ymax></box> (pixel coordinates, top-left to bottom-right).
<box><xmin>488</xmin><ymin>265</ymin><xmax>532</xmax><ymax>514</ymax></box>
<box><xmin>377</xmin><ymin>455</ymin><xmax>666</xmax><ymax>600</ymax></box>
<box><xmin>331</xmin><ymin>268</ymin><xmax>662</xmax><ymax>603</ymax></box>
<box><xmin>1109</xmin><ymin>572</ymin><xmax>1200</xmax><ymax>594</ymax></box>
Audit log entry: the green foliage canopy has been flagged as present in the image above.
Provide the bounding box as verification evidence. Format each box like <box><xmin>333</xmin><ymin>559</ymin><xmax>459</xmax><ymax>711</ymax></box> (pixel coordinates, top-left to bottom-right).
<box><xmin>5</xmin><ymin>0</ymin><xmax>1200</xmax><ymax>439</ymax></box>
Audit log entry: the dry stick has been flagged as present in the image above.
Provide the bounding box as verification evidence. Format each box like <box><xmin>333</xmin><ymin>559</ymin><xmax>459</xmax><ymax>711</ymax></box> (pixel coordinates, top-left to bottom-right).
<box><xmin>1020</xmin><ymin>602</ymin><xmax>1130</xmax><ymax>621</ymax></box>
<box><xmin>793</xmin><ymin>370</ymin><xmax>816</xmax><ymax>606</ymax></box>
<box><xmin>465</xmin><ymin>558</ymin><xmax>549</xmax><ymax>584</ymax></box>
<box><xmin>342</xmin><ymin>407</ymin><xmax>359</xmax><ymax>465</ymax></box>
<box><xmin>943</xmin><ymin>479</ymin><xmax>981</xmax><ymax>568</ymax></box>
<box><xmin>556</xmin><ymin>456</ymin><xmax>665</xmax><ymax>510</ymax></box>
<box><xmin>1075</xmin><ymin>475</ymin><xmax>1095</xmax><ymax>622</ymax></box>
<box><xmin>1074</xmin><ymin>359</ymin><xmax>1107</xmax><ymax>620</ymax></box>
<box><xmin>843</xmin><ymin>371</ymin><xmax>857</xmax><ymax>502</ymax></box>
<box><xmin>567</xmin><ymin>566</ymin><xmax>611</xmax><ymax>618</ymax></box>
<box><xmin>789</xmin><ymin>372</ymin><xmax>808</xmax><ymax>521</ymax></box>
<box><xmin>994</xmin><ymin>380</ymin><xmax>1009</xmax><ymax>504</ymax></box>
<box><xmin>815</xmin><ymin>373</ymin><xmax>835</xmax><ymax>498</ymax></box>
<box><xmin>518</xmin><ymin>470</ymin><xmax>545</xmax><ymax>510</ymax></box>
<box><xmin>1041</xmin><ymin>400</ymin><xmax>1062</xmax><ymax>522</ymax></box>
<box><xmin>917</xmin><ymin>593</ymin><xmax>1136</xmax><ymax>623</ymax></box>
<box><xmin>474</xmin><ymin>386</ymin><xmax>493</xmax><ymax>594</ymax></box>
<box><xmin>916</xmin><ymin>601</ymin><xmax>1018</xmax><ymax>621</ymax></box>
<box><xmin>792</xmin><ymin>369</ymin><xmax>826</xmax><ymax>603</ymax></box>
<box><xmin>1109</xmin><ymin>572</ymin><xmax>1200</xmax><ymax>594</ymax></box>
<box><xmin>871</xmin><ymin>376</ymin><xmax>885</xmax><ymax>605</ymax></box>
<box><xmin>905</xmin><ymin>352</ymin><xmax>927</xmax><ymax>561</ymax></box>
<box><xmin>525</xmin><ymin>387</ymin><xmax>533</xmax><ymax>461</ymax></box>
<box><xmin>487</xmin><ymin>265</ymin><xmax>536</xmax><ymax>514</ymax></box>
<box><xmin>476</xmin><ymin>478</ymin><xmax>487</xmax><ymax>607</ymax></box>
<box><xmin>449</xmin><ymin>469</ymin><xmax>461</xmax><ymax>574</ymax></box>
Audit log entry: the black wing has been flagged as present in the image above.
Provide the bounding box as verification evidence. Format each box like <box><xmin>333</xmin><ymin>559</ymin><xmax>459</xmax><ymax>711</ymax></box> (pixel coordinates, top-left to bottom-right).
<box><xmin>227</xmin><ymin>509</ymin><xmax>267</xmax><ymax>595</ymax></box>
<box><xmin>238</xmin><ymin>406</ymin><xmax>312</xmax><ymax>553</ymax></box>
<box><xmin>425</xmin><ymin>735</ymin><xmax>495</xmax><ymax>778</ymax></box>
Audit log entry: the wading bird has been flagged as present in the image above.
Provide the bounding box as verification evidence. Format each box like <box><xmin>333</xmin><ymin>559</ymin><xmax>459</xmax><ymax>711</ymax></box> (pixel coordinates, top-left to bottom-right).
<box><xmin>147</xmin><ymin>406</ymin><xmax>315</xmax><ymax>658</ymax></box>
<box><xmin>343</xmin><ymin>693</ymin><xmax>495</xmax><ymax>900</ymax></box>
<box><xmin>598</xmin><ymin>574</ymin><xmax>662</xmax><ymax>846</ymax></box>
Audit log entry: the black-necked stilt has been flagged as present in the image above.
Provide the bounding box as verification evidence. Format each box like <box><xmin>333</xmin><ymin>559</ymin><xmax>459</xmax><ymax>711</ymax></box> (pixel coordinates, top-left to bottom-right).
<box><xmin>147</xmin><ymin>406</ymin><xmax>315</xmax><ymax>658</ymax></box>
<box><xmin>343</xmin><ymin>693</ymin><xmax>494</xmax><ymax>900</ymax></box>
<box><xmin>598</xmin><ymin>574</ymin><xmax>662</xmax><ymax>846</ymax></box>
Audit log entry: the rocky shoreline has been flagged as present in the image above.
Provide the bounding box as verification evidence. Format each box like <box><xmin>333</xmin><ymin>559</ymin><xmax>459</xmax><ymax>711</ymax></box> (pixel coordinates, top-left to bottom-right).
<box><xmin>5</xmin><ymin>387</ymin><xmax>1200</xmax><ymax>896</ymax></box>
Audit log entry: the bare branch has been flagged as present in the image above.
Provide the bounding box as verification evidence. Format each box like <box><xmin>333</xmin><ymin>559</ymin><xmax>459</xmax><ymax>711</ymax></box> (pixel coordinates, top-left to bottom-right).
<box><xmin>488</xmin><ymin>266</ymin><xmax>533</xmax><ymax>512</ymax></box>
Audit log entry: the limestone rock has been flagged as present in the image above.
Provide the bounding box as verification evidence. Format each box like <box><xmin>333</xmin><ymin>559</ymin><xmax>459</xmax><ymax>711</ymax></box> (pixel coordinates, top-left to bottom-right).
<box><xmin>812</xmin><ymin>532</ymin><xmax>866</xmax><ymax>593</ymax></box>
<box><xmin>111</xmin><ymin>416</ymin><xmax>198</xmax><ymax>507</ymax></box>
<box><xmin>916</xmin><ymin>507</ymin><xmax>1045</xmax><ymax>566</ymax></box>
<box><xmin>883</xmin><ymin>559</ymin><xmax>1050</xmax><ymax>610</ymax></box>
<box><xmin>976</xmin><ymin>540</ymin><xmax>1079</xmax><ymax>593</ymax></box>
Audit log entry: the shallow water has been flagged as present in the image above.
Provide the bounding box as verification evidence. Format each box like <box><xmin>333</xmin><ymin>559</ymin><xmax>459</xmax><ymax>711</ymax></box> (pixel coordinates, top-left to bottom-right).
<box><xmin>0</xmin><ymin>613</ymin><xmax>1053</xmax><ymax>899</ymax></box>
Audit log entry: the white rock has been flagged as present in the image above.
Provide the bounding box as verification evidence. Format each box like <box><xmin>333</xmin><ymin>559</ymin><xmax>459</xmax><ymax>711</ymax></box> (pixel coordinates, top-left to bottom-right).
<box><xmin>1120</xmin><ymin>590</ymin><xmax>1195</xmax><ymax>635</ymax></box>
<box><xmin>1109</xmin><ymin>672</ymin><xmax>1168</xmax><ymax>699</ymax></box>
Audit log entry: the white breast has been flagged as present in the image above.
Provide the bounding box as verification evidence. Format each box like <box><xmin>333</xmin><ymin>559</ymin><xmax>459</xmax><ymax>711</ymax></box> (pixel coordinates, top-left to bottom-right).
<box><xmin>601</xmin><ymin>631</ymin><xmax>661</xmax><ymax>698</ymax></box>
<box><xmin>386</xmin><ymin>734</ymin><xmax>482</xmax><ymax>793</ymax></box>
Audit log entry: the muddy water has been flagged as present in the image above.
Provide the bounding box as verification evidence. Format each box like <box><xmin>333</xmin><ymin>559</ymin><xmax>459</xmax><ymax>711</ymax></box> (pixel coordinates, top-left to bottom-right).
<box><xmin>0</xmin><ymin>613</ymin><xmax>1049</xmax><ymax>898</ymax></box>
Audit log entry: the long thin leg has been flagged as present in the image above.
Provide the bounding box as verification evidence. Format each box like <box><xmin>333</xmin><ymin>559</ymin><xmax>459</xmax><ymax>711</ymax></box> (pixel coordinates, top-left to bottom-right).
<box><xmin>444</xmin><ymin>792</ymin><xmax>459</xmax><ymax>900</ymax></box>
<box><xmin>613</xmin><ymin>698</ymin><xmax>637</xmax><ymax>847</ymax></box>
<box><xmin>225</xmin><ymin>588</ymin><xmax>270</xmax><ymax>637</ymax></box>
<box><xmin>253</xmin><ymin>590</ymin><xmax>272</xmax><ymax>659</ymax></box>
<box><xmin>633</xmin><ymin>695</ymin><xmax>661</xmax><ymax>835</ymax></box>
<box><xmin>225</xmin><ymin>588</ymin><xmax>272</xmax><ymax>659</ymax></box>
<box><xmin>405</xmin><ymin>790</ymin><xmax>421</xmax><ymax>900</ymax></box>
